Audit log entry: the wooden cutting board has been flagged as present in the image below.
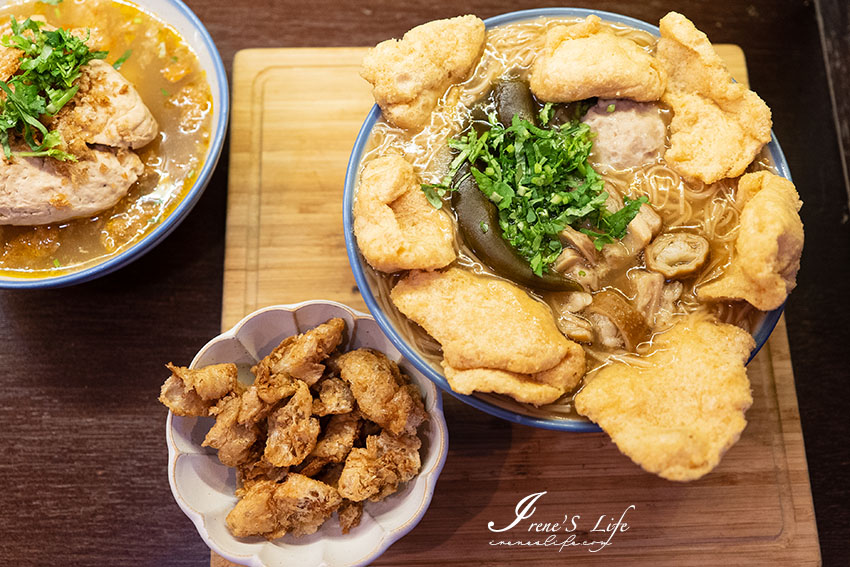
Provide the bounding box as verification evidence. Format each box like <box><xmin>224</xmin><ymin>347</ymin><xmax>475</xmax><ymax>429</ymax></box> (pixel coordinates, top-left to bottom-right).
<box><xmin>216</xmin><ymin>46</ymin><xmax>820</xmax><ymax>566</ymax></box>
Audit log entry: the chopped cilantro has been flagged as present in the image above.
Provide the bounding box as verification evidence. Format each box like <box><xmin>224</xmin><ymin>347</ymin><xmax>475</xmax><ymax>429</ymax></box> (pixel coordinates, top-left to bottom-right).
<box><xmin>0</xmin><ymin>17</ymin><xmax>107</xmax><ymax>161</ymax></box>
<box><xmin>424</xmin><ymin>108</ymin><xmax>648</xmax><ymax>275</ymax></box>
<box><xmin>480</xmin><ymin>221</ymin><xmax>489</xmax><ymax>233</ymax></box>
<box><xmin>39</xmin><ymin>0</ymin><xmax>63</xmax><ymax>5</ymax></box>
<box><xmin>160</xmin><ymin>87</ymin><xmax>170</xmax><ymax>97</ymax></box>
<box><xmin>606</xmin><ymin>103</ymin><xmax>616</xmax><ymax>113</ymax></box>
<box><xmin>52</xmin><ymin>258</ymin><xmax>61</xmax><ymax>268</ymax></box>
<box><xmin>113</xmin><ymin>49</ymin><xmax>132</xmax><ymax>69</ymax></box>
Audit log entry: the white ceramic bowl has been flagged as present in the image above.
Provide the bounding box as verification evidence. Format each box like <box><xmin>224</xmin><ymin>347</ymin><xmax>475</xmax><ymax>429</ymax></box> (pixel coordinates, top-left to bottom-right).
<box><xmin>166</xmin><ymin>301</ymin><xmax>449</xmax><ymax>567</ymax></box>
<box><xmin>0</xmin><ymin>0</ymin><xmax>229</xmax><ymax>288</ymax></box>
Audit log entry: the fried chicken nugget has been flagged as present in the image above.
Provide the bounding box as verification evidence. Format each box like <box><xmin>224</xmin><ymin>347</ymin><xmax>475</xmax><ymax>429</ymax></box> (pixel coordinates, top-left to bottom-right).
<box><xmin>699</xmin><ymin>171</ymin><xmax>804</xmax><ymax>310</ymax></box>
<box><xmin>264</xmin><ymin>381</ymin><xmax>321</xmax><ymax>467</ymax></box>
<box><xmin>574</xmin><ymin>314</ymin><xmax>755</xmax><ymax>481</ymax></box>
<box><xmin>335</xmin><ymin>349</ymin><xmax>427</xmax><ymax>436</ymax></box>
<box><xmin>338</xmin><ymin>431</ymin><xmax>422</xmax><ymax>502</ymax></box>
<box><xmin>253</xmin><ymin>318</ymin><xmax>346</xmax><ymax>386</ymax></box>
<box><xmin>441</xmin><ymin>340</ymin><xmax>585</xmax><ymax>405</ymax></box>
<box><xmin>360</xmin><ymin>15</ymin><xmax>485</xmax><ymax>129</ymax></box>
<box><xmin>226</xmin><ymin>475</ymin><xmax>342</xmax><ymax>539</ymax></box>
<box><xmin>203</xmin><ymin>393</ymin><xmax>260</xmax><ymax>468</ymax></box>
<box><xmin>354</xmin><ymin>155</ymin><xmax>455</xmax><ymax>273</ymax></box>
<box><xmin>530</xmin><ymin>15</ymin><xmax>666</xmax><ymax>103</ymax></box>
<box><xmin>391</xmin><ymin>268</ymin><xmax>571</xmax><ymax>374</ymax></box>
<box><xmin>159</xmin><ymin>362</ymin><xmax>238</xmax><ymax>416</ymax></box>
<box><xmin>657</xmin><ymin>12</ymin><xmax>772</xmax><ymax>184</ymax></box>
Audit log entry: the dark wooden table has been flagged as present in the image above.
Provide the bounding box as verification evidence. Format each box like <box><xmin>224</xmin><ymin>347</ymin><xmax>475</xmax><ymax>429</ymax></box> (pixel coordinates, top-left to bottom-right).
<box><xmin>1</xmin><ymin>1</ymin><xmax>847</xmax><ymax>565</ymax></box>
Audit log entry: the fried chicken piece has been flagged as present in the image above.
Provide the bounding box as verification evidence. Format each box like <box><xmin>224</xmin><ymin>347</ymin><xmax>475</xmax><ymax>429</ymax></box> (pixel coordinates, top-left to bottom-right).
<box><xmin>699</xmin><ymin>171</ymin><xmax>803</xmax><ymax>310</ymax></box>
<box><xmin>338</xmin><ymin>431</ymin><xmax>422</xmax><ymax>502</ymax></box>
<box><xmin>252</xmin><ymin>318</ymin><xmax>346</xmax><ymax>386</ymax></box>
<box><xmin>264</xmin><ymin>381</ymin><xmax>321</xmax><ymax>467</ymax></box>
<box><xmin>203</xmin><ymin>394</ymin><xmax>260</xmax><ymax>467</ymax></box>
<box><xmin>353</xmin><ymin>155</ymin><xmax>456</xmax><ymax>273</ymax></box>
<box><xmin>338</xmin><ymin>500</ymin><xmax>364</xmax><ymax>534</ymax></box>
<box><xmin>574</xmin><ymin>313</ymin><xmax>755</xmax><ymax>481</ymax></box>
<box><xmin>311</xmin><ymin>377</ymin><xmax>356</xmax><ymax>416</ymax></box>
<box><xmin>298</xmin><ymin>411</ymin><xmax>363</xmax><ymax>477</ymax></box>
<box><xmin>226</xmin><ymin>475</ymin><xmax>343</xmax><ymax>539</ymax></box>
<box><xmin>441</xmin><ymin>340</ymin><xmax>586</xmax><ymax>405</ymax></box>
<box><xmin>530</xmin><ymin>15</ymin><xmax>666</xmax><ymax>103</ymax></box>
<box><xmin>236</xmin><ymin>459</ymin><xmax>289</xmax><ymax>498</ymax></box>
<box><xmin>159</xmin><ymin>363</ymin><xmax>238</xmax><ymax>417</ymax></box>
<box><xmin>391</xmin><ymin>268</ymin><xmax>572</xmax><ymax>374</ymax></box>
<box><xmin>238</xmin><ymin>364</ymin><xmax>299</xmax><ymax>425</ymax></box>
<box><xmin>361</xmin><ymin>15</ymin><xmax>485</xmax><ymax>129</ymax></box>
<box><xmin>335</xmin><ymin>349</ymin><xmax>427</xmax><ymax>436</ymax></box>
<box><xmin>656</xmin><ymin>12</ymin><xmax>772</xmax><ymax>183</ymax></box>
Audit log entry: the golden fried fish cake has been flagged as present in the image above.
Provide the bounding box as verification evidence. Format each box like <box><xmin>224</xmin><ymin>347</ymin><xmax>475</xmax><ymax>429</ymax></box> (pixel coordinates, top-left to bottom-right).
<box><xmin>391</xmin><ymin>268</ymin><xmax>571</xmax><ymax>374</ymax></box>
<box><xmin>338</xmin><ymin>431</ymin><xmax>422</xmax><ymax>502</ymax></box>
<box><xmin>226</xmin><ymin>475</ymin><xmax>342</xmax><ymax>539</ymax></box>
<box><xmin>360</xmin><ymin>15</ymin><xmax>485</xmax><ymax>129</ymax></box>
<box><xmin>335</xmin><ymin>349</ymin><xmax>427</xmax><ymax>436</ymax></box>
<box><xmin>574</xmin><ymin>313</ymin><xmax>755</xmax><ymax>481</ymax></box>
<box><xmin>657</xmin><ymin>12</ymin><xmax>772</xmax><ymax>184</ymax></box>
<box><xmin>159</xmin><ymin>362</ymin><xmax>238</xmax><ymax>416</ymax></box>
<box><xmin>311</xmin><ymin>376</ymin><xmax>356</xmax><ymax>416</ymax></box>
<box><xmin>530</xmin><ymin>15</ymin><xmax>666</xmax><ymax>103</ymax></box>
<box><xmin>264</xmin><ymin>381</ymin><xmax>321</xmax><ymax>467</ymax></box>
<box><xmin>441</xmin><ymin>340</ymin><xmax>585</xmax><ymax>405</ymax></box>
<box><xmin>699</xmin><ymin>171</ymin><xmax>803</xmax><ymax>310</ymax></box>
<box><xmin>353</xmin><ymin>155</ymin><xmax>455</xmax><ymax>273</ymax></box>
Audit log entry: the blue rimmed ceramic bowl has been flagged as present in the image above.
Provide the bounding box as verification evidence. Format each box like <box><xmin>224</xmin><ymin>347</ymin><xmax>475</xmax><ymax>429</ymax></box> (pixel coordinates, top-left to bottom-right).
<box><xmin>343</xmin><ymin>8</ymin><xmax>788</xmax><ymax>432</ymax></box>
<box><xmin>0</xmin><ymin>0</ymin><xmax>229</xmax><ymax>289</ymax></box>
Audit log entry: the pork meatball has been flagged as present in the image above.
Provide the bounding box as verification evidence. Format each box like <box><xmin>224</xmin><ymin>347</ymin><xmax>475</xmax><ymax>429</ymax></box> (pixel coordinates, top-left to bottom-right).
<box><xmin>582</xmin><ymin>99</ymin><xmax>666</xmax><ymax>171</ymax></box>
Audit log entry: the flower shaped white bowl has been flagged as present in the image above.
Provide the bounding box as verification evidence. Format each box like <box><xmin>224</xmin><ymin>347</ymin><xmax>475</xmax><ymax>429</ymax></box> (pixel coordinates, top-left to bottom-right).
<box><xmin>166</xmin><ymin>301</ymin><xmax>449</xmax><ymax>567</ymax></box>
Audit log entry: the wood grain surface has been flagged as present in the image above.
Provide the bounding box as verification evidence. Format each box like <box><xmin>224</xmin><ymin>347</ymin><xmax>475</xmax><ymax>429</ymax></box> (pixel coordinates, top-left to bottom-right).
<box><xmin>0</xmin><ymin>1</ymin><xmax>847</xmax><ymax>566</ymax></box>
<box><xmin>211</xmin><ymin>46</ymin><xmax>819</xmax><ymax>566</ymax></box>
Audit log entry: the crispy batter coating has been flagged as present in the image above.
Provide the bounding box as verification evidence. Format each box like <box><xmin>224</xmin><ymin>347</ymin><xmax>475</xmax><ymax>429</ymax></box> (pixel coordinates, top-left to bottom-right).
<box><xmin>264</xmin><ymin>382</ymin><xmax>321</xmax><ymax>467</ymax></box>
<box><xmin>656</xmin><ymin>12</ymin><xmax>772</xmax><ymax>183</ymax></box>
<box><xmin>441</xmin><ymin>340</ymin><xmax>585</xmax><ymax>405</ymax></box>
<box><xmin>159</xmin><ymin>363</ymin><xmax>238</xmax><ymax>416</ymax></box>
<box><xmin>338</xmin><ymin>500</ymin><xmax>364</xmax><ymax>535</ymax></box>
<box><xmin>238</xmin><ymin>365</ymin><xmax>299</xmax><ymax>425</ymax></box>
<box><xmin>574</xmin><ymin>314</ymin><xmax>755</xmax><ymax>481</ymax></box>
<box><xmin>226</xmin><ymin>475</ymin><xmax>342</xmax><ymax>539</ymax></box>
<box><xmin>203</xmin><ymin>394</ymin><xmax>260</xmax><ymax>468</ymax></box>
<box><xmin>530</xmin><ymin>15</ymin><xmax>666</xmax><ymax>103</ymax></box>
<box><xmin>311</xmin><ymin>377</ymin><xmax>356</xmax><ymax>416</ymax></box>
<box><xmin>354</xmin><ymin>155</ymin><xmax>456</xmax><ymax>273</ymax></box>
<box><xmin>335</xmin><ymin>349</ymin><xmax>427</xmax><ymax>436</ymax></box>
<box><xmin>361</xmin><ymin>15</ymin><xmax>485</xmax><ymax>129</ymax></box>
<box><xmin>699</xmin><ymin>171</ymin><xmax>804</xmax><ymax>310</ymax></box>
<box><xmin>298</xmin><ymin>412</ymin><xmax>363</xmax><ymax>477</ymax></box>
<box><xmin>253</xmin><ymin>318</ymin><xmax>346</xmax><ymax>387</ymax></box>
<box><xmin>236</xmin><ymin>459</ymin><xmax>289</xmax><ymax>498</ymax></box>
<box><xmin>391</xmin><ymin>268</ymin><xmax>571</xmax><ymax>374</ymax></box>
<box><xmin>338</xmin><ymin>431</ymin><xmax>422</xmax><ymax>502</ymax></box>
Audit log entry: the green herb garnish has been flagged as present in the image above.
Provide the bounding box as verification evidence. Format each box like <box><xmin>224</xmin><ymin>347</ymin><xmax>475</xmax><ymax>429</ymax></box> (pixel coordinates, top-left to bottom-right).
<box><xmin>0</xmin><ymin>17</ymin><xmax>107</xmax><ymax>161</ymax></box>
<box><xmin>113</xmin><ymin>49</ymin><xmax>132</xmax><ymax>69</ymax></box>
<box><xmin>52</xmin><ymin>258</ymin><xmax>61</xmax><ymax>268</ymax></box>
<box><xmin>480</xmin><ymin>221</ymin><xmax>489</xmax><ymax>233</ymax></box>
<box><xmin>606</xmin><ymin>103</ymin><xmax>616</xmax><ymax>113</ymax></box>
<box><xmin>39</xmin><ymin>0</ymin><xmax>63</xmax><ymax>5</ymax></box>
<box><xmin>424</xmin><ymin>110</ymin><xmax>647</xmax><ymax>275</ymax></box>
<box><xmin>160</xmin><ymin>87</ymin><xmax>170</xmax><ymax>97</ymax></box>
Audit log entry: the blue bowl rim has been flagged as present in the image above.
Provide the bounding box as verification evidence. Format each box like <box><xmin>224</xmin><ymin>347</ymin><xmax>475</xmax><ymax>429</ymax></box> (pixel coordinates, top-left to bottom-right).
<box><xmin>0</xmin><ymin>0</ymin><xmax>230</xmax><ymax>290</ymax></box>
<box><xmin>343</xmin><ymin>7</ymin><xmax>789</xmax><ymax>432</ymax></box>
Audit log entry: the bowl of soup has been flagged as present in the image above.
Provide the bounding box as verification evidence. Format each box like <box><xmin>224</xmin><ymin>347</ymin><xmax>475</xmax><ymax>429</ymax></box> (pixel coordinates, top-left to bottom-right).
<box><xmin>0</xmin><ymin>0</ymin><xmax>227</xmax><ymax>288</ymax></box>
<box><xmin>343</xmin><ymin>7</ymin><xmax>800</xmax><ymax>435</ymax></box>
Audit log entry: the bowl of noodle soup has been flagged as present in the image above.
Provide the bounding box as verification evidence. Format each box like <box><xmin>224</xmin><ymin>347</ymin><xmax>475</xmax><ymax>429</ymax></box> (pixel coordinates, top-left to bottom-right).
<box><xmin>343</xmin><ymin>8</ymin><xmax>789</xmax><ymax>432</ymax></box>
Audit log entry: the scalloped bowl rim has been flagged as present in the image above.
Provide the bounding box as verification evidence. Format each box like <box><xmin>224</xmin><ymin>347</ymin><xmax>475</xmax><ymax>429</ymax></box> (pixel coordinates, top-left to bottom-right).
<box><xmin>342</xmin><ymin>7</ymin><xmax>789</xmax><ymax>433</ymax></box>
<box><xmin>0</xmin><ymin>0</ymin><xmax>229</xmax><ymax>289</ymax></box>
<box><xmin>166</xmin><ymin>300</ymin><xmax>449</xmax><ymax>567</ymax></box>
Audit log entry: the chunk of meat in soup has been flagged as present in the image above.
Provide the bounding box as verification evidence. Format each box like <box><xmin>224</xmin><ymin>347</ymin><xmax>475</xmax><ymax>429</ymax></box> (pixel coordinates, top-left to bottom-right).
<box><xmin>582</xmin><ymin>99</ymin><xmax>667</xmax><ymax>171</ymax></box>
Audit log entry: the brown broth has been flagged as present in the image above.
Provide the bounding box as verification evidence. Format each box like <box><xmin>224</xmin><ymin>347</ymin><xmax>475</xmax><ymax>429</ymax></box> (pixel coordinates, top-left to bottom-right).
<box><xmin>0</xmin><ymin>0</ymin><xmax>212</xmax><ymax>277</ymax></box>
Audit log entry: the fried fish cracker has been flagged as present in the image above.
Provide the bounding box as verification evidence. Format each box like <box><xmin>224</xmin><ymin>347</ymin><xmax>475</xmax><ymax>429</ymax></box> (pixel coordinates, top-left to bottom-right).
<box><xmin>391</xmin><ymin>268</ymin><xmax>571</xmax><ymax>374</ymax></box>
<box><xmin>574</xmin><ymin>313</ymin><xmax>755</xmax><ymax>481</ymax></box>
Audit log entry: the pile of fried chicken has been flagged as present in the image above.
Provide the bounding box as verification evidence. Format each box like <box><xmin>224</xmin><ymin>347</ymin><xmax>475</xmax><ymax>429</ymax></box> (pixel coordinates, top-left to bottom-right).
<box><xmin>159</xmin><ymin>318</ymin><xmax>429</xmax><ymax>538</ymax></box>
